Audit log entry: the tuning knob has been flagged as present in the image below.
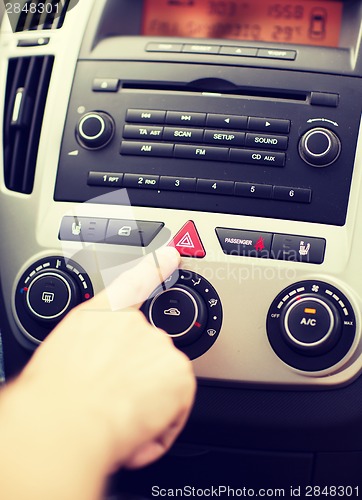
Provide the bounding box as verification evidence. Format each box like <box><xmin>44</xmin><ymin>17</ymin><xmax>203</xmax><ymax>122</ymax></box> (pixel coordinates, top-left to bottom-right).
<box><xmin>76</xmin><ymin>111</ymin><xmax>114</xmax><ymax>149</ymax></box>
<box><xmin>299</xmin><ymin>127</ymin><xmax>341</xmax><ymax>167</ymax></box>
<box><xmin>15</xmin><ymin>257</ymin><xmax>94</xmax><ymax>344</ymax></box>
<box><xmin>142</xmin><ymin>270</ymin><xmax>222</xmax><ymax>359</ymax></box>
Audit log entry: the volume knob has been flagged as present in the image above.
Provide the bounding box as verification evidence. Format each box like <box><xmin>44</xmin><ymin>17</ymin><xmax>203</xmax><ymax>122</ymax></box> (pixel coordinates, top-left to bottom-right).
<box><xmin>76</xmin><ymin>111</ymin><xmax>114</xmax><ymax>149</ymax></box>
<box><xmin>299</xmin><ymin>127</ymin><xmax>341</xmax><ymax>167</ymax></box>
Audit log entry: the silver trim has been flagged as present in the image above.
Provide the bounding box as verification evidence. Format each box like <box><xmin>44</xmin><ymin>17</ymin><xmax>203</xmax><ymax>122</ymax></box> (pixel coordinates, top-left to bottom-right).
<box><xmin>149</xmin><ymin>287</ymin><xmax>199</xmax><ymax>338</ymax></box>
<box><xmin>11</xmin><ymin>88</ymin><xmax>24</xmax><ymax>124</ymax></box>
<box><xmin>284</xmin><ymin>297</ymin><xmax>334</xmax><ymax>348</ymax></box>
<box><xmin>78</xmin><ymin>113</ymin><xmax>105</xmax><ymax>141</ymax></box>
<box><xmin>26</xmin><ymin>272</ymin><xmax>72</xmax><ymax>320</ymax></box>
<box><xmin>305</xmin><ymin>129</ymin><xmax>332</xmax><ymax>157</ymax></box>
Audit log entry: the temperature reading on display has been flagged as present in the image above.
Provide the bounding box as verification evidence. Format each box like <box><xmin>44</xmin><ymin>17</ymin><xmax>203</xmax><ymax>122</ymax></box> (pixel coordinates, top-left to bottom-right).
<box><xmin>142</xmin><ymin>0</ymin><xmax>343</xmax><ymax>47</ymax></box>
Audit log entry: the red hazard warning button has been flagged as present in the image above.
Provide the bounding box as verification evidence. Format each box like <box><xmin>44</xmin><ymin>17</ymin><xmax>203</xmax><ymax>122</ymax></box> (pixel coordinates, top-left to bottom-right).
<box><xmin>168</xmin><ymin>221</ymin><xmax>206</xmax><ymax>258</ymax></box>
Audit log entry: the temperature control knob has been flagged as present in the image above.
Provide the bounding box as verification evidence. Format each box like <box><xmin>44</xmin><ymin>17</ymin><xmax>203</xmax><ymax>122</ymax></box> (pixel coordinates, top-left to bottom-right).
<box><xmin>149</xmin><ymin>285</ymin><xmax>208</xmax><ymax>346</ymax></box>
<box><xmin>142</xmin><ymin>270</ymin><xmax>222</xmax><ymax>360</ymax></box>
<box><xmin>299</xmin><ymin>128</ymin><xmax>341</xmax><ymax>167</ymax></box>
<box><xmin>267</xmin><ymin>281</ymin><xmax>356</xmax><ymax>372</ymax></box>
<box><xmin>15</xmin><ymin>257</ymin><xmax>94</xmax><ymax>344</ymax></box>
<box><xmin>76</xmin><ymin>111</ymin><xmax>114</xmax><ymax>149</ymax></box>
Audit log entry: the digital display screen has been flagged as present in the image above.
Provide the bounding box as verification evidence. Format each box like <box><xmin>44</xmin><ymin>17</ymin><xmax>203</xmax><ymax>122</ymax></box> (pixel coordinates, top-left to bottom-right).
<box><xmin>142</xmin><ymin>0</ymin><xmax>343</xmax><ymax>48</ymax></box>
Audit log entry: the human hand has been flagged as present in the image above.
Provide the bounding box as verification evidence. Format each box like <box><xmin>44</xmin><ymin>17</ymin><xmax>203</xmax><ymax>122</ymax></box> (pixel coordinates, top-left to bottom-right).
<box><xmin>4</xmin><ymin>247</ymin><xmax>196</xmax><ymax>477</ymax></box>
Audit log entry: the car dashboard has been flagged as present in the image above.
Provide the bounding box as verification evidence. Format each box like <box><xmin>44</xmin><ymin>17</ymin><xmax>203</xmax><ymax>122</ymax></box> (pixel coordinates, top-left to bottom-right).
<box><xmin>1</xmin><ymin>0</ymin><xmax>362</xmax><ymax>493</ymax></box>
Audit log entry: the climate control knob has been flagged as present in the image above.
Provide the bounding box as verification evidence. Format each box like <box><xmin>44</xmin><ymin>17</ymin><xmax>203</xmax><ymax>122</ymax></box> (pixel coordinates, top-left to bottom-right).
<box><xmin>76</xmin><ymin>111</ymin><xmax>114</xmax><ymax>149</ymax></box>
<box><xmin>149</xmin><ymin>285</ymin><xmax>208</xmax><ymax>346</ymax></box>
<box><xmin>281</xmin><ymin>295</ymin><xmax>341</xmax><ymax>355</ymax></box>
<box><xmin>299</xmin><ymin>127</ymin><xmax>341</xmax><ymax>167</ymax></box>
<box><xmin>25</xmin><ymin>270</ymin><xmax>79</xmax><ymax>322</ymax></box>
<box><xmin>15</xmin><ymin>257</ymin><xmax>94</xmax><ymax>344</ymax></box>
<box><xmin>267</xmin><ymin>281</ymin><xmax>356</xmax><ymax>372</ymax></box>
<box><xmin>142</xmin><ymin>270</ymin><xmax>222</xmax><ymax>360</ymax></box>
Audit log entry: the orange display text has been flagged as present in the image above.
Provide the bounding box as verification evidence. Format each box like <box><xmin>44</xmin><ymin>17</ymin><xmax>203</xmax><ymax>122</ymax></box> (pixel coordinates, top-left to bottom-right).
<box><xmin>142</xmin><ymin>0</ymin><xmax>343</xmax><ymax>48</ymax></box>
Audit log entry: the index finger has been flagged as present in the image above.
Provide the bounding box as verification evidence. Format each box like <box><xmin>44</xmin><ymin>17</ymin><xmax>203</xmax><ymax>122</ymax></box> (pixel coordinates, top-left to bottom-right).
<box><xmin>83</xmin><ymin>246</ymin><xmax>181</xmax><ymax>311</ymax></box>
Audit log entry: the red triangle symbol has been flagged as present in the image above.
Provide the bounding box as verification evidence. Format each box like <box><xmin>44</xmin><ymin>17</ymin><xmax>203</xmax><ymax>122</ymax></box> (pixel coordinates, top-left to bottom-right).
<box><xmin>168</xmin><ymin>221</ymin><xmax>206</xmax><ymax>258</ymax></box>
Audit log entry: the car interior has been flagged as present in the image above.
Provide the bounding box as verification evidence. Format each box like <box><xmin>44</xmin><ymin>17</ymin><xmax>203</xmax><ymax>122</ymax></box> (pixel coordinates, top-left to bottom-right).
<box><xmin>1</xmin><ymin>0</ymin><xmax>362</xmax><ymax>496</ymax></box>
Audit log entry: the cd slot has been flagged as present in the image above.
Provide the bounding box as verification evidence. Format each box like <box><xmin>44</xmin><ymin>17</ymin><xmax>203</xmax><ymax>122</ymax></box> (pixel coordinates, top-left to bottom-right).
<box><xmin>121</xmin><ymin>82</ymin><xmax>308</xmax><ymax>103</ymax></box>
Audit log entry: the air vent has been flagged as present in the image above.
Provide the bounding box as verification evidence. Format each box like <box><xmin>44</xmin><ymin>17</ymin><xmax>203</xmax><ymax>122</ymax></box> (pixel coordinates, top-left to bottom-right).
<box><xmin>3</xmin><ymin>56</ymin><xmax>54</xmax><ymax>194</ymax></box>
<box><xmin>15</xmin><ymin>0</ymin><xmax>71</xmax><ymax>32</ymax></box>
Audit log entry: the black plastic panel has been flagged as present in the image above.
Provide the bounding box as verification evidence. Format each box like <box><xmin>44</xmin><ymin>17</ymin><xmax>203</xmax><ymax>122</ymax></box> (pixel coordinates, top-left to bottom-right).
<box><xmin>55</xmin><ymin>61</ymin><xmax>361</xmax><ymax>225</ymax></box>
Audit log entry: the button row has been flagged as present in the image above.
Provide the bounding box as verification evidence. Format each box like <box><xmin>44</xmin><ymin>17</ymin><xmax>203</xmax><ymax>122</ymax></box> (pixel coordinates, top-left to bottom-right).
<box><xmin>120</xmin><ymin>141</ymin><xmax>286</xmax><ymax>166</ymax></box>
<box><xmin>123</xmin><ymin>126</ymin><xmax>288</xmax><ymax>151</ymax></box>
<box><xmin>59</xmin><ymin>216</ymin><xmax>324</xmax><ymax>264</ymax></box>
<box><xmin>146</xmin><ymin>42</ymin><xmax>297</xmax><ymax>61</ymax></box>
<box><xmin>215</xmin><ymin>228</ymin><xmax>325</xmax><ymax>264</ymax></box>
<box><xmin>59</xmin><ymin>217</ymin><xmax>164</xmax><ymax>247</ymax></box>
<box><xmin>88</xmin><ymin>172</ymin><xmax>312</xmax><ymax>203</ymax></box>
<box><xmin>126</xmin><ymin>109</ymin><xmax>290</xmax><ymax>133</ymax></box>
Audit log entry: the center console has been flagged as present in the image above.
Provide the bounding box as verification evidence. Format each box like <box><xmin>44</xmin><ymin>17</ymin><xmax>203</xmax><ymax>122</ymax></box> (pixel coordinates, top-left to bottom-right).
<box><xmin>1</xmin><ymin>0</ymin><xmax>362</xmax><ymax>489</ymax></box>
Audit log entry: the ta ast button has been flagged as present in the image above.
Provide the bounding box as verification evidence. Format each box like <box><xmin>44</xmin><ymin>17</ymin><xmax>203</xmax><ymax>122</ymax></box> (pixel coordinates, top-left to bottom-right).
<box><xmin>271</xmin><ymin>234</ymin><xmax>326</xmax><ymax>264</ymax></box>
<box><xmin>216</xmin><ymin>228</ymin><xmax>272</xmax><ymax>258</ymax></box>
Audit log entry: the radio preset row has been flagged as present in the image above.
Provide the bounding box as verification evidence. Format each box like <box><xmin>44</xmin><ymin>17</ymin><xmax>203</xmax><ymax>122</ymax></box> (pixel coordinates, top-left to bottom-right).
<box><xmin>88</xmin><ymin>171</ymin><xmax>312</xmax><ymax>204</ymax></box>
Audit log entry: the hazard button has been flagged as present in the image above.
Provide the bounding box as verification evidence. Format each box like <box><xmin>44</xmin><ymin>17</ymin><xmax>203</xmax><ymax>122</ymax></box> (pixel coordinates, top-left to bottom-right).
<box><xmin>168</xmin><ymin>221</ymin><xmax>206</xmax><ymax>258</ymax></box>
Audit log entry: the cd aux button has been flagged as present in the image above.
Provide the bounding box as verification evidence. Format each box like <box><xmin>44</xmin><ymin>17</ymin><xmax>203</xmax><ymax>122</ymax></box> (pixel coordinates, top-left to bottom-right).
<box><xmin>230</xmin><ymin>149</ymin><xmax>286</xmax><ymax>167</ymax></box>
